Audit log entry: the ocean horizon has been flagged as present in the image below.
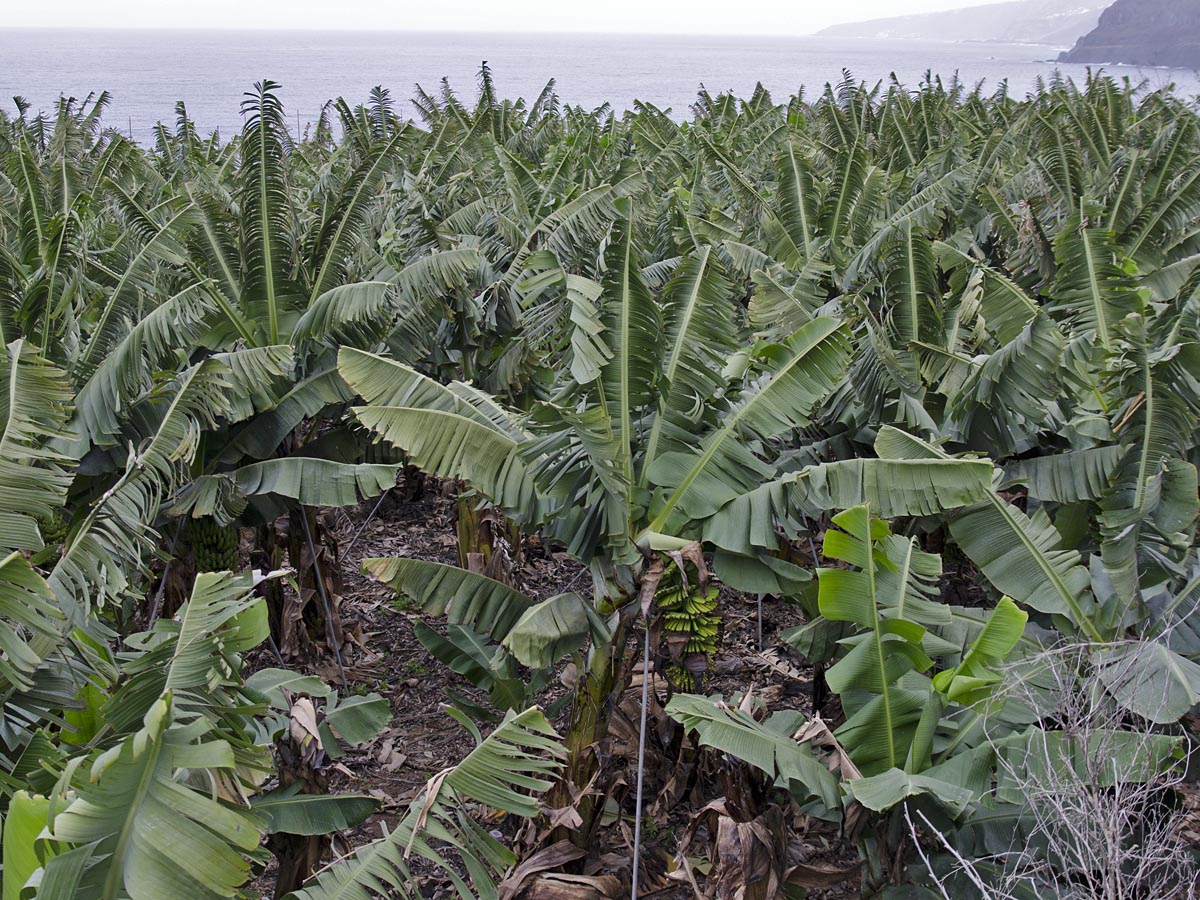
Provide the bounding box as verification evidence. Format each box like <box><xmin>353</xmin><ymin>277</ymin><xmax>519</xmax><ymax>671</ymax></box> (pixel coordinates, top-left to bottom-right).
<box><xmin>2</xmin><ymin>27</ymin><xmax>1198</xmax><ymax>142</ymax></box>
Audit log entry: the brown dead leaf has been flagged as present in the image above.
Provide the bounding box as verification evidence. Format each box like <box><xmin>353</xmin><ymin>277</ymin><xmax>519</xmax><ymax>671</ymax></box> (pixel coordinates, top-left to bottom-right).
<box><xmin>375</xmin><ymin>737</ymin><xmax>407</xmax><ymax>772</ymax></box>
<box><xmin>711</xmin><ymin>805</ymin><xmax>788</xmax><ymax>900</ymax></box>
<box><xmin>754</xmin><ymin>649</ymin><xmax>809</xmax><ymax>682</ymax></box>
<box><xmin>405</xmin><ymin>767</ymin><xmax>451</xmax><ymax>858</ymax></box>
<box><xmin>737</xmin><ymin>686</ymin><xmax>756</xmax><ymax>715</ymax></box>
<box><xmin>626</xmin><ymin>670</ymin><xmax>670</xmax><ymax>693</ymax></box>
<box><xmin>638</xmin><ymin>557</ymin><xmax>666</xmax><ymax>617</ymax></box>
<box><xmin>522</xmin><ymin>873</ymin><xmax>622</xmax><ymax>900</ymax></box>
<box><xmin>795</xmin><ymin>716</ymin><xmax>861</xmax><ymax>781</ymax></box>
<box><xmin>794</xmin><ymin>716</ymin><xmax>865</xmax><ymax>835</ymax></box>
<box><xmin>665</xmin><ymin>541</ymin><xmax>709</xmax><ymax>595</ymax></box>
<box><xmin>783</xmin><ymin>860</ymin><xmax>859</xmax><ymax>888</ymax></box>
<box><xmin>498</xmin><ymin>841</ymin><xmax>587</xmax><ymax>900</ymax></box>
<box><xmin>543</xmin><ymin>805</ymin><xmax>584</xmax><ymax>832</ymax></box>
<box><xmin>560</xmin><ymin>662</ymin><xmax>578</xmax><ymax>690</ymax></box>
<box><xmin>289</xmin><ymin>697</ymin><xmax>321</xmax><ymax>745</ymax></box>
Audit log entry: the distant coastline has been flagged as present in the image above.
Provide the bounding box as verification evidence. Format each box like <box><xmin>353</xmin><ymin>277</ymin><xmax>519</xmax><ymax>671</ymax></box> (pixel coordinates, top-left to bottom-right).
<box><xmin>815</xmin><ymin>35</ymin><xmax>1073</xmax><ymax>51</ymax></box>
<box><xmin>3</xmin><ymin>28</ymin><xmax>1198</xmax><ymax>143</ymax></box>
<box><xmin>817</xmin><ymin>0</ymin><xmax>1108</xmax><ymax>47</ymax></box>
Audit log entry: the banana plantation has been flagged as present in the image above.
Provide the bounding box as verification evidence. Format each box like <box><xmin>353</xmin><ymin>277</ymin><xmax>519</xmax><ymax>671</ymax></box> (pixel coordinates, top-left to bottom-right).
<box><xmin>2</xmin><ymin>68</ymin><xmax>1200</xmax><ymax>899</ymax></box>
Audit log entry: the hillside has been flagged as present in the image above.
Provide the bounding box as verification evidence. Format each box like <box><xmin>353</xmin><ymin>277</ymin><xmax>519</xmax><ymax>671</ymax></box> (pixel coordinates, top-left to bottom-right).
<box><xmin>819</xmin><ymin>0</ymin><xmax>1109</xmax><ymax>48</ymax></box>
<box><xmin>1060</xmin><ymin>0</ymin><xmax>1200</xmax><ymax>67</ymax></box>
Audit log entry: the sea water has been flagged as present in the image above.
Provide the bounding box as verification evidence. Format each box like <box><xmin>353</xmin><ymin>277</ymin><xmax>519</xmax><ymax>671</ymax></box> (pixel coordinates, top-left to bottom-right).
<box><xmin>1</xmin><ymin>28</ymin><xmax>1197</xmax><ymax>142</ymax></box>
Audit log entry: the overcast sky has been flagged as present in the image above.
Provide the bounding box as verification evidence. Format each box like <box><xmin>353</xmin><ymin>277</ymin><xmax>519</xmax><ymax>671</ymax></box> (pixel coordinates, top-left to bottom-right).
<box><xmin>4</xmin><ymin>0</ymin><xmax>1008</xmax><ymax>35</ymax></box>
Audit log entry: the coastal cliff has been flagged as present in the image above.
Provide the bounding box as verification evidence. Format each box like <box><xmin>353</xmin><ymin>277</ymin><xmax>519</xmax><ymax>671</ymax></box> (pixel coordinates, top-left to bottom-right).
<box><xmin>1060</xmin><ymin>0</ymin><xmax>1200</xmax><ymax>68</ymax></box>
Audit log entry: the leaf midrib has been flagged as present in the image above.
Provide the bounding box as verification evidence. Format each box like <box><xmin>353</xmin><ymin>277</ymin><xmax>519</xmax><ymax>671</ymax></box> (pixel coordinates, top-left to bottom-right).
<box><xmin>640</xmin><ymin>246</ymin><xmax>711</xmax><ymax>486</ymax></box>
<box><xmin>102</xmin><ymin>729</ymin><xmax>165</xmax><ymax>900</ymax></box>
<box><xmin>648</xmin><ymin>319</ymin><xmax>839</xmax><ymax>532</ymax></box>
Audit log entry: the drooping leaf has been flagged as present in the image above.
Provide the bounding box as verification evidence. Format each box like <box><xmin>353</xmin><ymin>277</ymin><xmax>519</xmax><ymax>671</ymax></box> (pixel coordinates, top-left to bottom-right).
<box><xmin>664</xmin><ymin>694</ymin><xmax>840</xmax><ymax>810</ymax></box>
<box><xmin>0</xmin><ymin>339</ymin><xmax>75</xmax><ymax>553</ymax></box>
<box><xmin>363</xmin><ymin>557</ymin><xmax>536</xmax><ymax>640</ymax></box>
<box><xmin>875</xmin><ymin>427</ymin><xmax>1101</xmax><ymax>639</ymax></box>
<box><xmin>286</xmin><ymin>707</ymin><xmax>565</xmax><ymax>900</ymax></box>
<box><xmin>253</xmin><ymin>786</ymin><xmax>379</xmax><ymax>837</ymax></box>
<box><xmin>845</xmin><ymin>768</ymin><xmax>974</xmax><ymax>816</ymax></box>
<box><xmin>323</xmin><ymin>694</ymin><xmax>391</xmax><ymax>746</ymax></box>
<box><xmin>176</xmin><ymin>459</ymin><xmax>399</xmax><ymax>523</ymax></box>
<box><xmin>1093</xmin><ymin>640</ymin><xmax>1200</xmax><ymax>725</ymax></box>
<box><xmin>502</xmin><ymin>592</ymin><xmax>596</xmax><ymax>669</ymax></box>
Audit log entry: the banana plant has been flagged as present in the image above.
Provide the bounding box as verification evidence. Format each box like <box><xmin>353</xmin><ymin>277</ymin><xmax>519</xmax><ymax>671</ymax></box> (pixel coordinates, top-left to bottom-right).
<box><xmin>340</xmin><ymin>203</ymin><xmax>849</xmax><ymax>836</ymax></box>
<box><xmin>3</xmin><ymin>572</ymin><xmax>301</xmax><ymax>899</ymax></box>
<box><xmin>0</xmin><ymin>340</ymin><xmax>74</xmax><ymax>703</ymax></box>
<box><xmin>285</xmin><ymin>706</ymin><xmax>565</xmax><ymax>900</ymax></box>
<box><xmin>340</xmin><ymin>191</ymin><xmax>999</xmax><ymax>844</ymax></box>
<box><xmin>5</xmin><ymin>68</ymin><xmax>1200</xmax><ymax>900</ymax></box>
<box><xmin>882</xmin><ymin>419</ymin><xmax>1200</xmax><ymax>726</ymax></box>
<box><xmin>671</xmin><ymin>504</ymin><xmax>1030</xmax><ymax>891</ymax></box>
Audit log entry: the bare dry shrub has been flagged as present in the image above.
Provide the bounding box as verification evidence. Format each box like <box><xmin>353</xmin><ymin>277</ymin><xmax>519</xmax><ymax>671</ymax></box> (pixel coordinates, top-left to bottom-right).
<box><xmin>911</xmin><ymin>644</ymin><xmax>1199</xmax><ymax>900</ymax></box>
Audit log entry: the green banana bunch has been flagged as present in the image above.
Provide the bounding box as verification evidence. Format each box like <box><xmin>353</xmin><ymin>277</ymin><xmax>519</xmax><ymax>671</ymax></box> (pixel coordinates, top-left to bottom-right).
<box><xmin>31</xmin><ymin>511</ymin><xmax>70</xmax><ymax>565</ymax></box>
<box><xmin>38</xmin><ymin>511</ymin><xmax>68</xmax><ymax>547</ymax></box>
<box><xmin>192</xmin><ymin>517</ymin><xmax>240</xmax><ymax>572</ymax></box>
<box><xmin>657</xmin><ymin>573</ymin><xmax>720</xmax><ymax>689</ymax></box>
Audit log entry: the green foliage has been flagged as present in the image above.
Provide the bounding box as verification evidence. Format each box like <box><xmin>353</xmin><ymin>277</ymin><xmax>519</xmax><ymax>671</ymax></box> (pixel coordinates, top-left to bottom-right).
<box><xmin>5</xmin><ymin>67</ymin><xmax>1200</xmax><ymax>898</ymax></box>
<box><xmin>413</xmin><ymin>622</ymin><xmax>565</xmax><ymax>721</ymax></box>
<box><xmin>285</xmin><ymin>707</ymin><xmax>565</xmax><ymax>900</ymax></box>
<box><xmin>47</xmin><ymin>694</ymin><xmax>262</xmax><ymax>900</ymax></box>
<box><xmin>0</xmin><ymin>340</ymin><xmax>74</xmax><ymax>555</ymax></box>
<box><xmin>669</xmin><ymin>506</ymin><xmax>1035</xmax><ymax>890</ymax></box>
<box><xmin>664</xmin><ymin>694</ymin><xmax>840</xmax><ymax>810</ymax></box>
<box><xmin>817</xmin><ymin>507</ymin><xmax>939</xmax><ymax>775</ymax></box>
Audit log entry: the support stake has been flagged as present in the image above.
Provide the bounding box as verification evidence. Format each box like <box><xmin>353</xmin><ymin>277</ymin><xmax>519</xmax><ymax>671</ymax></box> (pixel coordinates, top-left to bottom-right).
<box><xmin>631</xmin><ymin>623</ymin><xmax>652</xmax><ymax>899</ymax></box>
<box><xmin>345</xmin><ymin>489</ymin><xmax>390</xmax><ymax>558</ymax></box>
<box><xmin>300</xmin><ymin>509</ymin><xmax>347</xmax><ymax>688</ymax></box>
<box><xmin>147</xmin><ymin>518</ymin><xmax>186</xmax><ymax>626</ymax></box>
<box><xmin>757</xmin><ymin>592</ymin><xmax>764</xmax><ymax>652</ymax></box>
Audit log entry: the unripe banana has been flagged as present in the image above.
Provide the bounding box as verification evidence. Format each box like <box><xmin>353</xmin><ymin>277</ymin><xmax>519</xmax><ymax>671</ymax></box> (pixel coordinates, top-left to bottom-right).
<box><xmin>193</xmin><ymin>517</ymin><xmax>240</xmax><ymax>572</ymax></box>
<box><xmin>38</xmin><ymin>511</ymin><xmax>68</xmax><ymax>547</ymax></box>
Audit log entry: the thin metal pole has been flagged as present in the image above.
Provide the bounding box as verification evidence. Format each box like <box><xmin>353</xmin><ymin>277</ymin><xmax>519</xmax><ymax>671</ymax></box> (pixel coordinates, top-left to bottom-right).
<box><xmin>266</xmin><ymin>633</ymin><xmax>287</xmax><ymax>668</ymax></box>
<box><xmin>757</xmin><ymin>593</ymin><xmax>764</xmax><ymax>652</ymax></box>
<box><xmin>801</xmin><ymin>512</ymin><xmax>819</xmax><ymax>564</ymax></box>
<box><xmin>344</xmin><ymin>489</ymin><xmax>389</xmax><ymax>558</ymax></box>
<box><xmin>300</xmin><ymin>509</ymin><xmax>347</xmax><ymax>688</ymax></box>
<box><xmin>630</xmin><ymin>624</ymin><xmax>651</xmax><ymax>899</ymax></box>
<box><xmin>147</xmin><ymin>518</ymin><xmax>186</xmax><ymax>626</ymax></box>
